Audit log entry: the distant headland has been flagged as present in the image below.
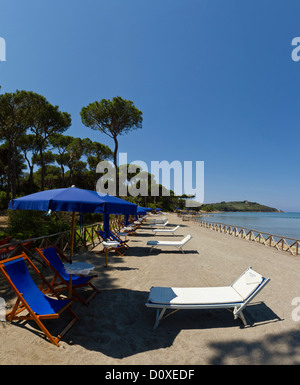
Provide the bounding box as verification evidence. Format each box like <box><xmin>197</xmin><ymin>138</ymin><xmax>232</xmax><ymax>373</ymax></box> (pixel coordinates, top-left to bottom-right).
<box><xmin>200</xmin><ymin>200</ymin><xmax>279</xmax><ymax>213</ymax></box>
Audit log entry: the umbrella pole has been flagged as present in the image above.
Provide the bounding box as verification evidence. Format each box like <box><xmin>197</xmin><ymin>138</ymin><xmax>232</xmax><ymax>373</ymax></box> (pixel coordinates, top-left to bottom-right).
<box><xmin>69</xmin><ymin>212</ymin><xmax>76</xmax><ymax>299</ymax></box>
<box><xmin>70</xmin><ymin>212</ymin><xmax>76</xmax><ymax>261</ymax></box>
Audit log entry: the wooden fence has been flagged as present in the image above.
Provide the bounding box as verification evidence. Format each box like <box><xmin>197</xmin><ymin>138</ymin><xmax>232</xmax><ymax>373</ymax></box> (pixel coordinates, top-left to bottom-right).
<box><xmin>189</xmin><ymin>218</ymin><xmax>300</xmax><ymax>256</ymax></box>
<box><xmin>0</xmin><ymin>215</ymin><xmax>125</xmax><ymax>263</ymax></box>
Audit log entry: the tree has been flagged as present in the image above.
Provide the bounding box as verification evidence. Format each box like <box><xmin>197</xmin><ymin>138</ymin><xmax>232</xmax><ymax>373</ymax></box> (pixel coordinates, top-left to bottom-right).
<box><xmin>0</xmin><ymin>91</ymin><xmax>32</xmax><ymax>199</ymax></box>
<box><xmin>80</xmin><ymin>96</ymin><xmax>143</xmax><ymax>195</ymax></box>
<box><xmin>64</xmin><ymin>137</ymin><xmax>85</xmax><ymax>186</ymax></box>
<box><xmin>24</xmin><ymin>91</ymin><xmax>71</xmax><ymax>190</ymax></box>
<box><xmin>17</xmin><ymin>134</ymin><xmax>39</xmax><ymax>193</ymax></box>
<box><xmin>0</xmin><ymin>143</ymin><xmax>9</xmax><ymax>192</ymax></box>
<box><xmin>82</xmin><ymin>138</ymin><xmax>113</xmax><ymax>171</ymax></box>
<box><xmin>49</xmin><ymin>134</ymin><xmax>74</xmax><ymax>186</ymax></box>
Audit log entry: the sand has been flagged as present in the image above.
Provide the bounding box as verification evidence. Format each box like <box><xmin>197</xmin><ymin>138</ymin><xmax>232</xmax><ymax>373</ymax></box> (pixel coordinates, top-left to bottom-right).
<box><xmin>0</xmin><ymin>212</ymin><xmax>300</xmax><ymax>365</ymax></box>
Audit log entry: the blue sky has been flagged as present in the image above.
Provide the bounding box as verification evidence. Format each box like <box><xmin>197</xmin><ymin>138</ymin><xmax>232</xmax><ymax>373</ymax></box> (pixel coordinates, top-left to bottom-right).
<box><xmin>0</xmin><ymin>0</ymin><xmax>300</xmax><ymax>211</ymax></box>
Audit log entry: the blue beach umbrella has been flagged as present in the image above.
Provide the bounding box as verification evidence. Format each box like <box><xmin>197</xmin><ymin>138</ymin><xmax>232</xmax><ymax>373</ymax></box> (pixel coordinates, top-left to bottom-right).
<box><xmin>8</xmin><ymin>186</ymin><xmax>137</xmax><ymax>258</ymax></box>
<box><xmin>134</xmin><ymin>206</ymin><xmax>148</xmax><ymax>220</ymax></box>
<box><xmin>124</xmin><ymin>206</ymin><xmax>148</xmax><ymax>224</ymax></box>
<box><xmin>137</xmin><ymin>206</ymin><xmax>147</xmax><ymax>215</ymax></box>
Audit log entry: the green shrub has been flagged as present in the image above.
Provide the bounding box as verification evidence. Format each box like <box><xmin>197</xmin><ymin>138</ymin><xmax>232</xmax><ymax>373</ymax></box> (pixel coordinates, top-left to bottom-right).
<box><xmin>0</xmin><ymin>191</ymin><xmax>7</xmax><ymax>210</ymax></box>
<box><xmin>7</xmin><ymin>210</ymin><xmax>72</xmax><ymax>240</ymax></box>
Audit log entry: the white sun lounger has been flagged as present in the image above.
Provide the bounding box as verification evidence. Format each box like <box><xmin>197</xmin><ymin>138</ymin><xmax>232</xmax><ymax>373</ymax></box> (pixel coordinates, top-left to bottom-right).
<box><xmin>146</xmin><ymin>267</ymin><xmax>270</xmax><ymax>328</ymax></box>
<box><xmin>153</xmin><ymin>220</ymin><xmax>169</xmax><ymax>227</ymax></box>
<box><xmin>148</xmin><ymin>214</ymin><xmax>167</xmax><ymax>220</ymax></box>
<box><xmin>147</xmin><ymin>234</ymin><xmax>192</xmax><ymax>254</ymax></box>
<box><xmin>146</xmin><ymin>220</ymin><xmax>169</xmax><ymax>228</ymax></box>
<box><xmin>146</xmin><ymin>216</ymin><xmax>167</xmax><ymax>223</ymax></box>
<box><xmin>152</xmin><ymin>225</ymin><xmax>180</xmax><ymax>236</ymax></box>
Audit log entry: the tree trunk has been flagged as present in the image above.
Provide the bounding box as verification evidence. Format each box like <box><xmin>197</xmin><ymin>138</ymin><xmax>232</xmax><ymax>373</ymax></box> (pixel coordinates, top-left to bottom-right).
<box><xmin>113</xmin><ymin>136</ymin><xmax>119</xmax><ymax>196</ymax></box>
<box><xmin>10</xmin><ymin>140</ymin><xmax>17</xmax><ymax>200</ymax></box>
<box><xmin>40</xmin><ymin>148</ymin><xmax>45</xmax><ymax>190</ymax></box>
<box><xmin>60</xmin><ymin>164</ymin><xmax>65</xmax><ymax>187</ymax></box>
<box><xmin>23</xmin><ymin>153</ymin><xmax>34</xmax><ymax>193</ymax></box>
<box><xmin>29</xmin><ymin>166</ymin><xmax>34</xmax><ymax>193</ymax></box>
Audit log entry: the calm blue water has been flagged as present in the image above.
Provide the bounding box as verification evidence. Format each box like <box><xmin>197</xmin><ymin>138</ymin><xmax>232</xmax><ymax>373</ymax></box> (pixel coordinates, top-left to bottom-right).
<box><xmin>197</xmin><ymin>212</ymin><xmax>300</xmax><ymax>240</ymax></box>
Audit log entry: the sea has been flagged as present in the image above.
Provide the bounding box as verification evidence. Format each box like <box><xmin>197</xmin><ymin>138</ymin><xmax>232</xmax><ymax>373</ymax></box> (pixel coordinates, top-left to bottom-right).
<box><xmin>197</xmin><ymin>212</ymin><xmax>300</xmax><ymax>241</ymax></box>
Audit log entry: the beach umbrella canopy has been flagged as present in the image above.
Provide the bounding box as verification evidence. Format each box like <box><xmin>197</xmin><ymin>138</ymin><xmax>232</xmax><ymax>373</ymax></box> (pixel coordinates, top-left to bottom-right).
<box><xmin>137</xmin><ymin>206</ymin><xmax>147</xmax><ymax>214</ymax></box>
<box><xmin>8</xmin><ymin>186</ymin><xmax>137</xmax><ymax>256</ymax></box>
<box><xmin>8</xmin><ymin>187</ymin><xmax>136</xmax><ymax>214</ymax></box>
<box><xmin>135</xmin><ymin>206</ymin><xmax>148</xmax><ymax>220</ymax></box>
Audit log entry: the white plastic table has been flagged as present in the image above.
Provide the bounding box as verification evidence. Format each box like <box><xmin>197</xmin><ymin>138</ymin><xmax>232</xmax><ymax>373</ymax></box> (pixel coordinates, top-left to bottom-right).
<box><xmin>64</xmin><ymin>262</ymin><xmax>94</xmax><ymax>276</ymax></box>
<box><xmin>102</xmin><ymin>241</ymin><xmax>120</xmax><ymax>267</ymax></box>
<box><xmin>116</xmin><ymin>232</ymin><xmax>128</xmax><ymax>240</ymax></box>
<box><xmin>64</xmin><ymin>262</ymin><xmax>95</xmax><ymax>298</ymax></box>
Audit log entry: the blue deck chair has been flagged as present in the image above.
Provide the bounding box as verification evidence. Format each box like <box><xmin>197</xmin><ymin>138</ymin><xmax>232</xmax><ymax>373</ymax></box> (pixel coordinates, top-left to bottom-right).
<box><xmin>108</xmin><ymin>229</ymin><xmax>130</xmax><ymax>249</ymax></box>
<box><xmin>97</xmin><ymin>230</ymin><xmax>127</xmax><ymax>256</ymax></box>
<box><xmin>0</xmin><ymin>253</ymin><xmax>78</xmax><ymax>346</ymax></box>
<box><xmin>118</xmin><ymin>218</ymin><xmax>138</xmax><ymax>235</ymax></box>
<box><xmin>35</xmin><ymin>245</ymin><xmax>98</xmax><ymax>306</ymax></box>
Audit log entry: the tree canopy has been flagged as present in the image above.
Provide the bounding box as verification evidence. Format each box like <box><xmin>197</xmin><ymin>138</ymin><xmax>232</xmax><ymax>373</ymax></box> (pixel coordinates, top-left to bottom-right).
<box><xmin>0</xmin><ymin>90</ymin><xmax>186</xmax><ymax>239</ymax></box>
<box><xmin>81</xmin><ymin>96</ymin><xmax>143</xmax><ymax>195</ymax></box>
<box><xmin>0</xmin><ymin>90</ymin><xmax>114</xmax><ymax>202</ymax></box>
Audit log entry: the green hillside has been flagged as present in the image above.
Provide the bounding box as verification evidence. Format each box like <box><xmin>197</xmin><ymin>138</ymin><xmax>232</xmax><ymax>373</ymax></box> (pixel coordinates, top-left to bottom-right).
<box><xmin>200</xmin><ymin>200</ymin><xmax>279</xmax><ymax>212</ymax></box>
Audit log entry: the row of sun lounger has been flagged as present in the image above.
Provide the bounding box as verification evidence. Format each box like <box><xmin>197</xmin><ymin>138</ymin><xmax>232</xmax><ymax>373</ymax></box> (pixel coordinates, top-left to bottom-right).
<box><xmin>0</xmin><ymin>212</ymin><xmax>270</xmax><ymax>346</ymax></box>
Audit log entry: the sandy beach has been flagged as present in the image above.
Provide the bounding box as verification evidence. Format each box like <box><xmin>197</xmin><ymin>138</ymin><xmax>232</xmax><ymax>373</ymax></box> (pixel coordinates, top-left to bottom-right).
<box><xmin>0</xmin><ymin>212</ymin><xmax>300</xmax><ymax>365</ymax></box>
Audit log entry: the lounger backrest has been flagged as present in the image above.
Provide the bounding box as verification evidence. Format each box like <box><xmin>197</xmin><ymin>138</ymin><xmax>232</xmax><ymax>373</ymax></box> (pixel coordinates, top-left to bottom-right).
<box><xmin>3</xmin><ymin>258</ymin><xmax>57</xmax><ymax>314</ymax></box>
<box><xmin>42</xmin><ymin>247</ymin><xmax>68</xmax><ymax>278</ymax></box>
<box><xmin>97</xmin><ymin>230</ymin><xmax>107</xmax><ymax>240</ymax></box>
<box><xmin>109</xmin><ymin>231</ymin><xmax>119</xmax><ymax>242</ymax></box>
<box><xmin>181</xmin><ymin>234</ymin><xmax>192</xmax><ymax>245</ymax></box>
<box><xmin>231</xmin><ymin>268</ymin><xmax>265</xmax><ymax>301</ymax></box>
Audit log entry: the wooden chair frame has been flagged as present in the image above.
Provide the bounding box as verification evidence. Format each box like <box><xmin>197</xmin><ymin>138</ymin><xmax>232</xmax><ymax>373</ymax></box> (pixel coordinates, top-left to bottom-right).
<box><xmin>97</xmin><ymin>230</ymin><xmax>127</xmax><ymax>257</ymax></box>
<box><xmin>0</xmin><ymin>253</ymin><xmax>79</xmax><ymax>346</ymax></box>
<box><xmin>35</xmin><ymin>245</ymin><xmax>98</xmax><ymax>306</ymax></box>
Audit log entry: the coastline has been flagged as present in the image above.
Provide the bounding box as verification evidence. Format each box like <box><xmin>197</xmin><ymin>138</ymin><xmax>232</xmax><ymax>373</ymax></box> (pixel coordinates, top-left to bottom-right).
<box><xmin>194</xmin><ymin>211</ymin><xmax>300</xmax><ymax>242</ymax></box>
<box><xmin>0</xmin><ymin>212</ymin><xmax>299</xmax><ymax>365</ymax></box>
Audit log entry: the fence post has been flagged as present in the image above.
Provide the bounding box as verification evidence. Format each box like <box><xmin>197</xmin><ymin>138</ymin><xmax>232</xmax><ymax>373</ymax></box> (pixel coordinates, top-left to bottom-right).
<box><xmin>194</xmin><ymin>219</ymin><xmax>299</xmax><ymax>257</ymax></box>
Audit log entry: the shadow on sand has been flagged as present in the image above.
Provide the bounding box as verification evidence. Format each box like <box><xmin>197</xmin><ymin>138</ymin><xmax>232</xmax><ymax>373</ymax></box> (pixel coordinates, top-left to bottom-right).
<box><xmin>58</xmin><ymin>288</ymin><xmax>282</xmax><ymax>360</ymax></box>
<box><xmin>1</xmin><ymin>247</ymin><xmax>297</xmax><ymax>364</ymax></box>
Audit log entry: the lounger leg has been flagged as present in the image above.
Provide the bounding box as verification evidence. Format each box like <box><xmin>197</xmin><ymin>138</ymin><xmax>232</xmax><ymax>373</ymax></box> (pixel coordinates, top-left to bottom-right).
<box><xmin>233</xmin><ymin>307</ymin><xmax>247</xmax><ymax>326</ymax></box>
<box><xmin>237</xmin><ymin>311</ymin><xmax>247</xmax><ymax>326</ymax></box>
<box><xmin>153</xmin><ymin>308</ymin><xmax>166</xmax><ymax>329</ymax></box>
